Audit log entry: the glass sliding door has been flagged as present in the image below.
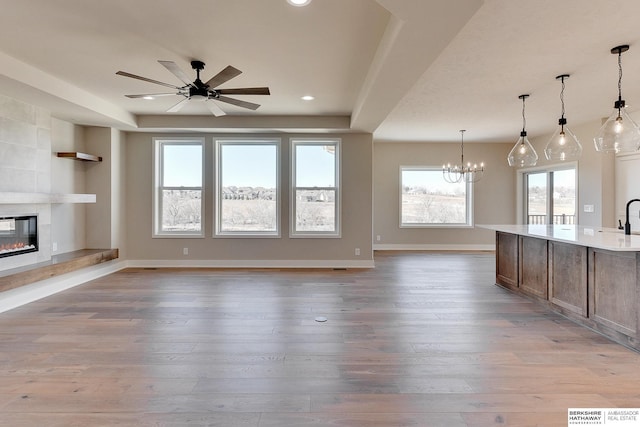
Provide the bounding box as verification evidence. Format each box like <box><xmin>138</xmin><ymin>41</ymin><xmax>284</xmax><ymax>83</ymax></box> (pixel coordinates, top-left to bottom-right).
<box><xmin>526</xmin><ymin>172</ymin><xmax>548</xmax><ymax>224</ymax></box>
<box><xmin>551</xmin><ymin>169</ymin><xmax>576</xmax><ymax>224</ymax></box>
<box><xmin>524</xmin><ymin>167</ymin><xmax>576</xmax><ymax>225</ymax></box>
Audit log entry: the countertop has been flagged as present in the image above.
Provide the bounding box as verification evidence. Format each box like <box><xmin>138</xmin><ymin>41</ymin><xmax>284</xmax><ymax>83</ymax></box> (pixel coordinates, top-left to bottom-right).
<box><xmin>479</xmin><ymin>224</ymin><xmax>640</xmax><ymax>252</ymax></box>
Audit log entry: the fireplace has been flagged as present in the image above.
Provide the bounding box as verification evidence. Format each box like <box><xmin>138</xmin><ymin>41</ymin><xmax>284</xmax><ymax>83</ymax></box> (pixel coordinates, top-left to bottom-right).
<box><xmin>0</xmin><ymin>215</ymin><xmax>38</xmax><ymax>259</ymax></box>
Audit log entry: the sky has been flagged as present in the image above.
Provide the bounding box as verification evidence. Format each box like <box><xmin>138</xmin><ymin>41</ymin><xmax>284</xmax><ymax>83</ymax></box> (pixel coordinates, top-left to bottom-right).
<box><xmin>402</xmin><ymin>169</ymin><xmax>465</xmax><ymax>193</ymax></box>
<box><xmin>163</xmin><ymin>142</ymin><xmax>336</xmax><ymax>188</ymax></box>
<box><xmin>527</xmin><ymin>168</ymin><xmax>576</xmax><ymax>188</ymax></box>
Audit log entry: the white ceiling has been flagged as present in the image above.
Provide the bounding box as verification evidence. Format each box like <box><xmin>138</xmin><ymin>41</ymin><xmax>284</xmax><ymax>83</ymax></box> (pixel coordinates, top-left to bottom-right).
<box><xmin>1</xmin><ymin>0</ymin><xmax>640</xmax><ymax>143</ymax></box>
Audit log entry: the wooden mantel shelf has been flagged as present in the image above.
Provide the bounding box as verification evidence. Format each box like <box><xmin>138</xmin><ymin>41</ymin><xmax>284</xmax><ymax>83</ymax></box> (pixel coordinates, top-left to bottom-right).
<box><xmin>0</xmin><ymin>249</ymin><xmax>118</xmax><ymax>293</ymax></box>
<box><xmin>57</xmin><ymin>152</ymin><xmax>102</xmax><ymax>162</ymax></box>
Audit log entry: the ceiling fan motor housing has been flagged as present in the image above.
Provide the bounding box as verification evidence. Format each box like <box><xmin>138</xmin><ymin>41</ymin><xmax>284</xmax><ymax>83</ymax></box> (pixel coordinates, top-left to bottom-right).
<box><xmin>189</xmin><ymin>85</ymin><xmax>214</xmax><ymax>100</ymax></box>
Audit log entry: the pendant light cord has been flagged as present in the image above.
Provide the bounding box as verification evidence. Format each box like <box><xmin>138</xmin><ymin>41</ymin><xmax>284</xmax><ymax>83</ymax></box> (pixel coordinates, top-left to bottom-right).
<box><xmin>521</xmin><ymin>96</ymin><xmax>527</xmax><ymax>135</ymax></box>
<box><xmin>560</xmin><ymin>77</ymin><xmax>565</xmax><ymax>119</ymax></box>
<box><xmin>560</xmin><ymin>76</ymin><xmax>566</xmax><ymax>132</ymax></box>
<box><xmin>617</xmin><ymin>49</ymin><xmax>623</xmax><ymax>114</ymax></box>
<box><xmin>618</xmin><ymin>50</ymin><xmax>623</xmax><ymax>101</ymax></box>
<box><xmin>459</xmin><ymin>130</ymin><xmax>465</xmax><ymax>165</ymax></box>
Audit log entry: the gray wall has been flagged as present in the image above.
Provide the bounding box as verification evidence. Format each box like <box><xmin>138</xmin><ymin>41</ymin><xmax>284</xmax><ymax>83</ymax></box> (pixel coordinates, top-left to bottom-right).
<box><xmin>522</xmin><ymin>119</ymin><xmax>615</xmax><ymax>228</ymax></box>
<box><xmin>373</xmin><ymin>141</ymin><xmax>515</xmax><ymax>249</ymax></box>
<box><xmin>0</xmin><ymin>92</ymin><xmax>628</xmax><ymax>274</ymax></box>
<box><xmin>124</xmin><ymin>132</ymin><xmax>374</xmax><ymax>266</ymax></box>
<box><xmin>50</xmin><ymin>118</ymin><xmax>87</xmax><ymax>254</ymax></box>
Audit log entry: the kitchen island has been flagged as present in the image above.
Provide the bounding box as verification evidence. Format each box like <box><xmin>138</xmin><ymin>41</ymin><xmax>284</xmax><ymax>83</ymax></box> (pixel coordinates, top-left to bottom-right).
<box><xmin>480</xmin><ymin>224</ymin><xmax>640</xmax><ymax>351</ymax></box>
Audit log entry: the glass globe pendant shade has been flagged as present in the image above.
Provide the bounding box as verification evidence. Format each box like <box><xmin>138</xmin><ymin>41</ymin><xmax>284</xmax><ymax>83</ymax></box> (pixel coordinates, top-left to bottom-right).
<box><xmin>593</xmin><ymin>106</ymin><xmax>640</xmax><ymax>153</ymax></box>
<box><xmin>508</xmin><ymin>133</ymin><xmax>538</xmax><ymax>167</ymax></box>
<box><xmin>544</xmin><ymin>121</ymin><xmax>582</xmax><ymax>161</ymax></box>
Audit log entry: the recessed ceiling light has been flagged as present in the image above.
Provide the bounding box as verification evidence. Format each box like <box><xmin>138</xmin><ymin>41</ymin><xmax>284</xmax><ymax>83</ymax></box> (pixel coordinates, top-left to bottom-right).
<box><xmin>142</xmin><ymin>96</ymin><xmax>154</xmax><ymax>100</ymax></box>
<box><xmin>287</xmin><ymin>0</ymin><xmax>312</xmax><ymax>6</ymax></box>
<box><xmin>301</xmin><ymin>95</ymin><xmax>315</xmax><ymax>101</ymax></box>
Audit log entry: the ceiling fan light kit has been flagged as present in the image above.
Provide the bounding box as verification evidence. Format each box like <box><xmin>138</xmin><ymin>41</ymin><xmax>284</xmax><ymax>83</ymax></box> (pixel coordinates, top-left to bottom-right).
<box><xmin>116</xmin><ymin>60</ymin><xmax>270</xmax><ymax>116</ymax></box>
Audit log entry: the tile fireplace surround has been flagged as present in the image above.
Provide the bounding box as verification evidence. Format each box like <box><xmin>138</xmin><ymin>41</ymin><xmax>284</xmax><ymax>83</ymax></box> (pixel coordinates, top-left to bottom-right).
<box><xmin>0</xmin><ymin>193</ymin><xmax>95</xmax><ymax>271</ymax></box>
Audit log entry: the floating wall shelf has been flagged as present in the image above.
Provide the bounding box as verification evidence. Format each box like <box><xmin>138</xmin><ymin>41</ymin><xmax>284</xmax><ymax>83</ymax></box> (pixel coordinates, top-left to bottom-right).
<box><xmin>56</xmin><ymin>152</ymin><xmax>102</xmax><ymax>162</ymax></box>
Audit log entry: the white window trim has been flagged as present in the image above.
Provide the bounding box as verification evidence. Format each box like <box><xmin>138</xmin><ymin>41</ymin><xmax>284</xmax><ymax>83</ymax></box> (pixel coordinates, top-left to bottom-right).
<box><xmin>214</xmin><ymin>138</ymin><xmax>281</xmax><ymax>238</ymax></box>
<box><xmin>399</xmin><ymin>166</ymin><xmax>474</xmax><ymax>228</ymax></box>
<box><xmin>290</xmin><ymin>138</ymin><xmax>341</xmax><ymax>238</ymax></box>
<box><xmin>152</xmin><ymin>137</ymin><xmax>205</xmax><ymax>238</ymax></box>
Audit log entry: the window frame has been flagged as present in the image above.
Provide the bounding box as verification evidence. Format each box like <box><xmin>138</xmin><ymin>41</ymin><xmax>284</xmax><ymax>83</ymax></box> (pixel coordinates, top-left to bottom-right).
<box><xmin>399</xmin><ymin>166</ymin><xmax>474</xmax><ymax>228</ymax></box>
<box><xmin>214</xmin><ymin>138</ymin><xmax>281</xmax><ymax>238</ymax></box>
<box><xmin>519</xmin><ymin>162</ymin><xmax>578</xmax><ymax>225</ymax></box>
<box><xmin>152</xmin><ymin>137</ymin><xmax>205</xmax><ymax>238</ymax></box>
<box><xmin>290</xmin><ymin>138</ymin><xmax>341</xmax><ymax>238</ymax></box>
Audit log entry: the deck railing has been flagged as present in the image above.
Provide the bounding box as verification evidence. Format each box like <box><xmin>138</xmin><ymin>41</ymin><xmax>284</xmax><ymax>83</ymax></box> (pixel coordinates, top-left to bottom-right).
<box><xmin>527</xmin><ymin>214</ymin><xmax>575</xmax><ymax>225</ymax></box>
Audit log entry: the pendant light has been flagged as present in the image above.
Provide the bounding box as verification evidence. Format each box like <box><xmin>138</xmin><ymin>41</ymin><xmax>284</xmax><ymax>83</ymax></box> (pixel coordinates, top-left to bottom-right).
<box><xmin>594</xmin><ymin>45</ymin><xmax>640</xmax><ymax>153</ymax></box>
<box><xmin>442</xmin><ymin>130</ymin><xmax>484</xmax><ymax>183</ymax></box>
<box><xmin>544</xmin><ymin>74</ymin><xmax>582</xmax><ymax>161</ymax></box>
<box><xmin>508</xmin><ymin>94</ymin><xmax>538</xmax><ymax>167</ymax></box>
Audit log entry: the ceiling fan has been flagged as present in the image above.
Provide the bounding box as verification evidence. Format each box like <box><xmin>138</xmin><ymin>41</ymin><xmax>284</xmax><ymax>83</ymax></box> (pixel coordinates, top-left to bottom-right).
<box><xmin>116</xmin><ymin>60</ymin><xmax>270</xmax><ymax>116</ymax></box>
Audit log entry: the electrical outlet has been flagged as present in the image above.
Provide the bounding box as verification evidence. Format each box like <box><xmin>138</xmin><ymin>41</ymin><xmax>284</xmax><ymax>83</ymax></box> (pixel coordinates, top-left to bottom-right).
<box><xmin>52</xmin><ymin>242</ymin><xmax>58</xmax><ymax>252</ymax></box>
<box><xmin>583</xmin><ymin>204</ymin><xmax>594</xmax><ymax>213</ymax></box>
<box><xmin>376</xmin><ymin>235</ymin><xmax>381</xmax><ymax>241</ymax></box>
<box><xmin>355</xmin><ymin>248</ymin><xmax>360</xmax><ymax>256</ymax></box>
<box><xmin>183</xmin><ymin>247</ymin><xmax>189</xmax><ymax>255</ymax></box>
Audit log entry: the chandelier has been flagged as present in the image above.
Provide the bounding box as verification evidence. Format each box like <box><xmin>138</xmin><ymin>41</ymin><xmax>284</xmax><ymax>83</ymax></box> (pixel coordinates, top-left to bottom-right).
<box><xmin>442</xmin><ymin>130</ymin><xmax>484</xmax><ymax>183</ymax></box>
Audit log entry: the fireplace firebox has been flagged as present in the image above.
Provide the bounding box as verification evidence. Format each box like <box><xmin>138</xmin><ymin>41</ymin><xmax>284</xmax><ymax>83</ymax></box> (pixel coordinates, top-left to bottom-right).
<box><xmin>0</xmin><ymin>215</ymin><xmax>38</xmax><ymax>259</ymax></box>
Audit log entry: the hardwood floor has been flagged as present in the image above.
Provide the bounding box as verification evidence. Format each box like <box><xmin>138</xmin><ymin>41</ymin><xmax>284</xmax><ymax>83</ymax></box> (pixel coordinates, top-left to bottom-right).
<box><xmin>0</xmin><ymin>251</ymin><xmax>639</xmax><ymax>426</ymax></box>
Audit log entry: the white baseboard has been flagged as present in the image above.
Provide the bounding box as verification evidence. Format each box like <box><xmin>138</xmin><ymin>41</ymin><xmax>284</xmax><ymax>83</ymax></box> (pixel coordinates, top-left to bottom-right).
<box><xmin>0</xmin><ymin>259</ymin><xmax>127</xmax><ymax>314</ymax></box>
<box><xmin>127</xmin><ymin>259</ymin><xmax>376</xmax><ymax>269</ymax></box>
<box><xmin>373</xmin><ymin>243</ymin><xmax>495</xmax><ymax>251</ymax></box>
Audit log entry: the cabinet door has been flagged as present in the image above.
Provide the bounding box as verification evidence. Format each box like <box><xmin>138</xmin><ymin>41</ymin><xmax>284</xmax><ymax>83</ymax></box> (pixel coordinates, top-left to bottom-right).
<box><xmin>589</xmin><ymin>248</ymin><xmax>638</xmax><ymax>338</ymax></box>
<box><xmin>549</xmin><ymin>241</ymin><xmax>587</xmax><ymax>317</ymax></box>
<box><xmin>496</xmin><ymin>232</ymin><xmax>518</xmax><ymax>289</ymax></box>
<box><xmin>519</xmin><ymin>236</ymin><xmax>548</xmax><ymax>299</ymax></box>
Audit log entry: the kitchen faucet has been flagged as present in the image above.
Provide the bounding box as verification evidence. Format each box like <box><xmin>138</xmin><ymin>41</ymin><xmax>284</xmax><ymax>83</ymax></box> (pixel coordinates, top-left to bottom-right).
<box><xmin>624</xmin><ymin>199</ymin><xmax>640</xmax><ymax>235</ymax></box>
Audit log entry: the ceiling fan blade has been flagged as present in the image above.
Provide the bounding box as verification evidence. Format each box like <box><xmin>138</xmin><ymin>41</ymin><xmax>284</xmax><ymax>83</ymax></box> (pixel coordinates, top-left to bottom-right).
<box><xmin>205</xmin><ymin>65</ymin><xmax>242</xmax><ymax>88</ymax></box>
<box><xmin>116</xmin><ymin>71</ymin><xmax>182</xmax><ymax>89</ymax></box>
<box><xmin>158</xmin><ymin>60</ymin><xmax>194</xmax><ymax>87</ymax></box>
<box><xmin>217</xmin><ymin>87</ymin><xmax>271</xmax><ymax>95</ymax></box>
<box><xmin>205</xmin><ymin>101</ymin><xmax>227</xmax><ymax>117</ymax></box>
<box><xmin>167</xmin><ymin>97</ymin><xmax>189</xmax><ymax>113</ymax></box>
<box><xmin>217</xmin><ymin>95</ymin><xmax>260</xmax><ymax>110</ymax></box>
<box><xmin>125</xmin><ymin>93</ymin><xmax>177</xmax><ymax>98</ymax></box>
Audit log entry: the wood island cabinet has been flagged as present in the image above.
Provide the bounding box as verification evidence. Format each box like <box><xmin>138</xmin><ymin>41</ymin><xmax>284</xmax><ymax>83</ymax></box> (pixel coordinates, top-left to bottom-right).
<box><xmin>518</xmin><ymin>236</ymin><xmax>548</xmax><ymax>300</ymax></box>
<box><xmin>486</xmin><ymin>225</ymin><xmax>640</xmax><ymax>351</ymax></box>
<box><xmin>588</xmin><ymin>248</ymin><xmax>639</xmax><ymax>340</ymax></box>
<box><xmin>549</xmin><ymin>241</ymin><xmax>588</xmax><ymax>317</ymax></box>
<box><xmin>496</xmin><ymin>232</ymin><xmax>518</xmax><ymax>290</ymax></box>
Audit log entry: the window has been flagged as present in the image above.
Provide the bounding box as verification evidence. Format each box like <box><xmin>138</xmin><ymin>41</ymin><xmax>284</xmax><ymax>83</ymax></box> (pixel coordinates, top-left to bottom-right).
<box><xmin>400</xmin><ymin>167</ymin><xmax>472</xmax><ymax>227</ymax></box>
<box><xmin>215</xmin><ymin>139</ymin><xmax>280</xmax><ymax>236</ymax></box>
<box><xmin>524</xmin><ymin>166</ymin><xmax>576</xmax><ymax>224</ymax></box>
<box><xmin>153</xmin><ymin>138</ymin><xmax>204</xmax><ymax>237</ymax></box>
<box><xmin>291</xmin><ymin>139</ymin><xmax>340</xmax><ymax>237</ymax></box>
